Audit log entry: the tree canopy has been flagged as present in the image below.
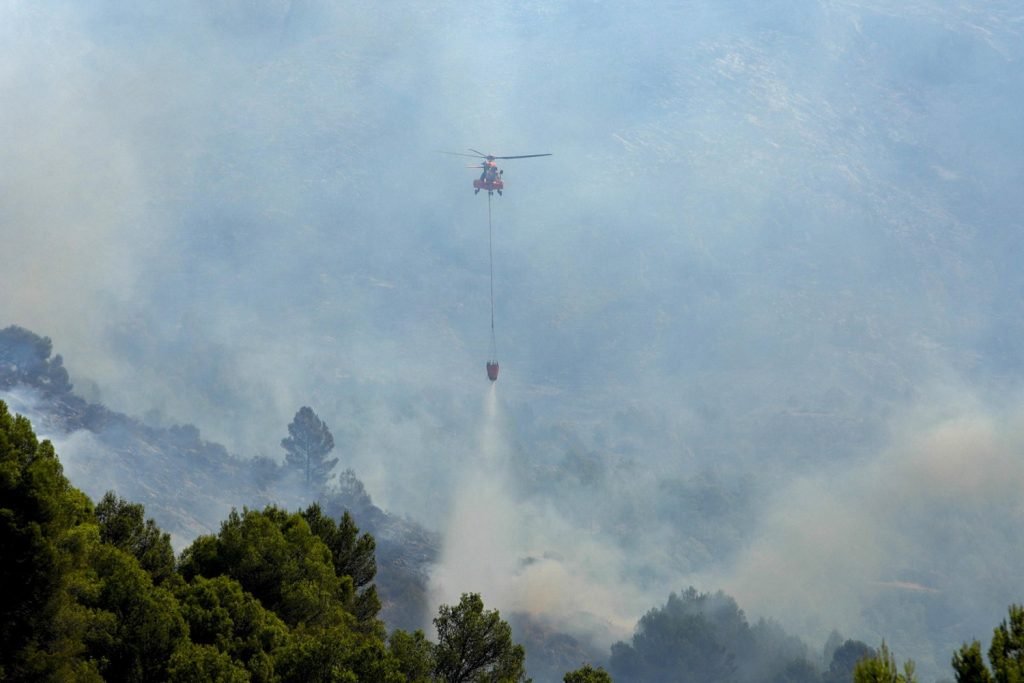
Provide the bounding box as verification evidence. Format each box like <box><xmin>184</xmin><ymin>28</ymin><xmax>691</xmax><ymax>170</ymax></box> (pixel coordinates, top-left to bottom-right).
<box><xmin>96</xmin><ymin>491</ymin><xmax>177</xmax><ymax>586</ymax></box>
<box><xmin>609</xmin><ymin>587</ymin><xmax>816</xmax><ymax>683</ymax></box>
<box><xmin>301</xmin><ymin>503</ymin><xmax>381</xmax><ymax>627</ymax></box>
<box><xmin>0</xmin><ymin>325</ymin><xmax>72</xmax><ymax>395</ymax></box>
<box><xmin>1</xmin><ymin>401</ymin><xmax>547</xmax><ymax>682</ymax></box>
<box><xmin>853</xmin><ymin>641</ymin><xmax>917</xmax><ymax>683</ymax></box>
<box><xmin>564</xmin><ymin>664</ymin><xmax>614</xmax><ymax>682</ymax></box>
<box><xmin>433</xmin><ymin>592</ymin><xmax>528</xmax><ymax>683</ymax></box>
<box><xmin>953</xmin><ymin>605</ymin><xmax>1024</xmax><ymax>683</ymax></box>
<box><xmin>823</xmin><ymin>639</ymin><xmax>876</xmax><ymax>683</ymax></box>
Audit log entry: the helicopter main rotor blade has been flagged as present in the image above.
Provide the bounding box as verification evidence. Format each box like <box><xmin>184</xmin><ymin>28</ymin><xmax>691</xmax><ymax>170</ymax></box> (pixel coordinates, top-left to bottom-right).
<box><xmin>492</xmin><ymin>153</ymin><xmax>553</xmax><ymax>160</ymax></box>
<box><xmin>438</xmin><ymin>150</ymin><xmax>485</xmax><ymax>158</ymax></box>
<box><xmin>439</xmin><ymin>148</ymin><xmax>553</xmax><ymax>160</ymax></box>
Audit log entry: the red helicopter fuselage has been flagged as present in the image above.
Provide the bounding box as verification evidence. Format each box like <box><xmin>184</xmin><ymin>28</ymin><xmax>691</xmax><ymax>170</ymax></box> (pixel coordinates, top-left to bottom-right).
<box><xmin>473</xmin><ymin>178</ymin><xmax>504</xmax><ymax>193</ymax></box>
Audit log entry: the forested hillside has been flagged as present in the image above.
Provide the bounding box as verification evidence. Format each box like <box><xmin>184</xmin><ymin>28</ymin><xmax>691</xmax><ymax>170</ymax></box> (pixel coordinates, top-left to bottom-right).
<box><xmin>6</xmin><ymin>391</ymin><xmax>1024</xmax><ymax>682</ymax></box>
<box><xmin>0</xmin><ymin>325</ymin><xmax>436</xmax><ymax>632</ymax></box>
<box><xmin>0</xmin><ymin>398</ymin><xmax>542</xmax><ymax>680</ymax></box>
<box><xmin>7</xmin><ymin>326</ymin><xmax>1024</xmax><ymax>682</ymax></box>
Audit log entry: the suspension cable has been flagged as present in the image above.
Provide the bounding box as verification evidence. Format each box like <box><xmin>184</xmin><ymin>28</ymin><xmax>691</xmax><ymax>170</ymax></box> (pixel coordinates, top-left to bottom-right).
<box><xmin>488</xmin><ymin>192</ymin><xmax>497</xmax><ymax>361</ymax></box>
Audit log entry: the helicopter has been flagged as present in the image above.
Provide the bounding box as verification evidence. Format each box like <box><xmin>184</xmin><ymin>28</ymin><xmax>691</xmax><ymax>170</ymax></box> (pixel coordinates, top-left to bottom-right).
<box><xmin>441</xmin><ymin>148</ymin><xmax>552</xmax><ymax>196</ymax></box>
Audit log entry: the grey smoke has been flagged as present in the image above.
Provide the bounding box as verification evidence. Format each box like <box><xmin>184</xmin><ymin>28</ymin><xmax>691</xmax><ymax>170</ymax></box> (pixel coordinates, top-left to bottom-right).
<box><xmin>3</xmin><ymin>2</ymin><xmax>1024</xmax><ymax>679</ymax></box>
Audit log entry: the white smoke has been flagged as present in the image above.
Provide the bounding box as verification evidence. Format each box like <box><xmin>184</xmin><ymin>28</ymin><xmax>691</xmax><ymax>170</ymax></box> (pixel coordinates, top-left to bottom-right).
<box><xmin>717</xmin><ymin>389</ymin><xmax>1024</xmax><ymax>674</ymax></box>
<box><xmin>429</xmin><ymin>384</ymin><xmax>648</xmax><ymax>647</ymax></box>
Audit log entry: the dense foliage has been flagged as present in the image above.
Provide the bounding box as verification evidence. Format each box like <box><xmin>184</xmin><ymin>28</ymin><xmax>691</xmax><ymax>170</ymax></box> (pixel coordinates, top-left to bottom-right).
<box><xmin>0</xmin><ymin>326</ymin><xmax>71</xmax><ymax>395</ymax></box>
<box><xmin>432</xmin><ymin>593</ymin><xmax>527</xmax><ymax>683</ymax></box>
<box><xmin>608</xmin><ymin>588</ymin><xmax>820</xmax><ymax>683</ymax></box>
<box><xmin>563</xmin><ymin>664</ymin><xmax>613</xmax><ymax>682</ymax></box>
<box><xmin>953</xmin><ymin>605</ymin><xmax>1024</xmax><ymax>683</ymax></box>
<box><xmin>852</xmin><ymin>642</ymin><xmax>917</xmax><ymax>683</ymax></box>
<box><xmin>0</xmin><ymin>400</ymin><xmax>538</xmax><ymax>682</ymax></box>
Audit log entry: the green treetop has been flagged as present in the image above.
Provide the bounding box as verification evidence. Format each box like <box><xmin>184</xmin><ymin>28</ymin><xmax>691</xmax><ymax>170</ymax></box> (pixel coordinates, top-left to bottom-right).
<box><xmin>564</xmin><ymin>663</ymin><xmax>614</xmax><ymax>682</ymax></box>
<box><xmin>433</xmin><ymin>592</ymin><xmax>529</xmax><ymax>683</ymax></box>
<box><xmin>853</xmin><ymin>641</ymin><xmax>917</xmax><ymax>683</ymax></box>
<box><xmin>954</xmin><ymin>605</ymin><xmax>1024</xmax><ymax>683</ymax></box>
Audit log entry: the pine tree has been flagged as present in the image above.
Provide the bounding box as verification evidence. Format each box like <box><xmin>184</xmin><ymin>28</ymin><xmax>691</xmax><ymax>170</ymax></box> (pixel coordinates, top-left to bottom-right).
<box><xmin>953</xmin><ymin>641</ymin><xmax>993</xmax><ymax>683</ymax></box>
<box><xmin>301</xmin><ymin>504</ymin><xmax>381</xmax><ymax>628</ymax></box>
<box><xmin>433</xmin><ymin>593</ymin><xmax>528</xmax><ymax>683</ymax></box>
<box><xmin>853</xmin><ymin>641</ymin><xmax>916</xmax><ymax>682</ymax></box>
<box><xmin>564</xmin><ymin>664</ymin><xmax>614</xmax><ymax>682</ymax></box>
<box><xmin>952</xmin><ymin>606</ymin><xmax>1024</xmax><ymax>683</ymax></box>
<box><xmin>989</xmin><ymin>605</ymin><xmax>1024</xmax><ymax>683</ymax></box>
<box><xmin>280</xmin><ymin>407</ymin><xmax>338</xmax><ymax>489</ymax></box>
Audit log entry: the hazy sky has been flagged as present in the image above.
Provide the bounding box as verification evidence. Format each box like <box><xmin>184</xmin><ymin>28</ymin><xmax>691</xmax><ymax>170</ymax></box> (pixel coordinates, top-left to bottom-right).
<box><xmin>3</xmin><ymin>1</ymin><xmax>1024</xmax><ymax>678</ymax></box>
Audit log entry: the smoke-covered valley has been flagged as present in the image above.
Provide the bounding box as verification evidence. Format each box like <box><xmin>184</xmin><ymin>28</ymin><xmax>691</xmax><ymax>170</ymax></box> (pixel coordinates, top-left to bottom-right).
<box><xmin>3</xmin><ymin>1</ymin><xmax>1023</xmax><ymax>680</ymax></box>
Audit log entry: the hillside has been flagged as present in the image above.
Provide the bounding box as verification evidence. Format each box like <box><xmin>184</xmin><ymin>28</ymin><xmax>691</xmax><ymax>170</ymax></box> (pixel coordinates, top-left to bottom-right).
<box><xmin>0</xmin><ymin>325</ymin><xmax>437</xmax><ymax>631</ymax></box>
